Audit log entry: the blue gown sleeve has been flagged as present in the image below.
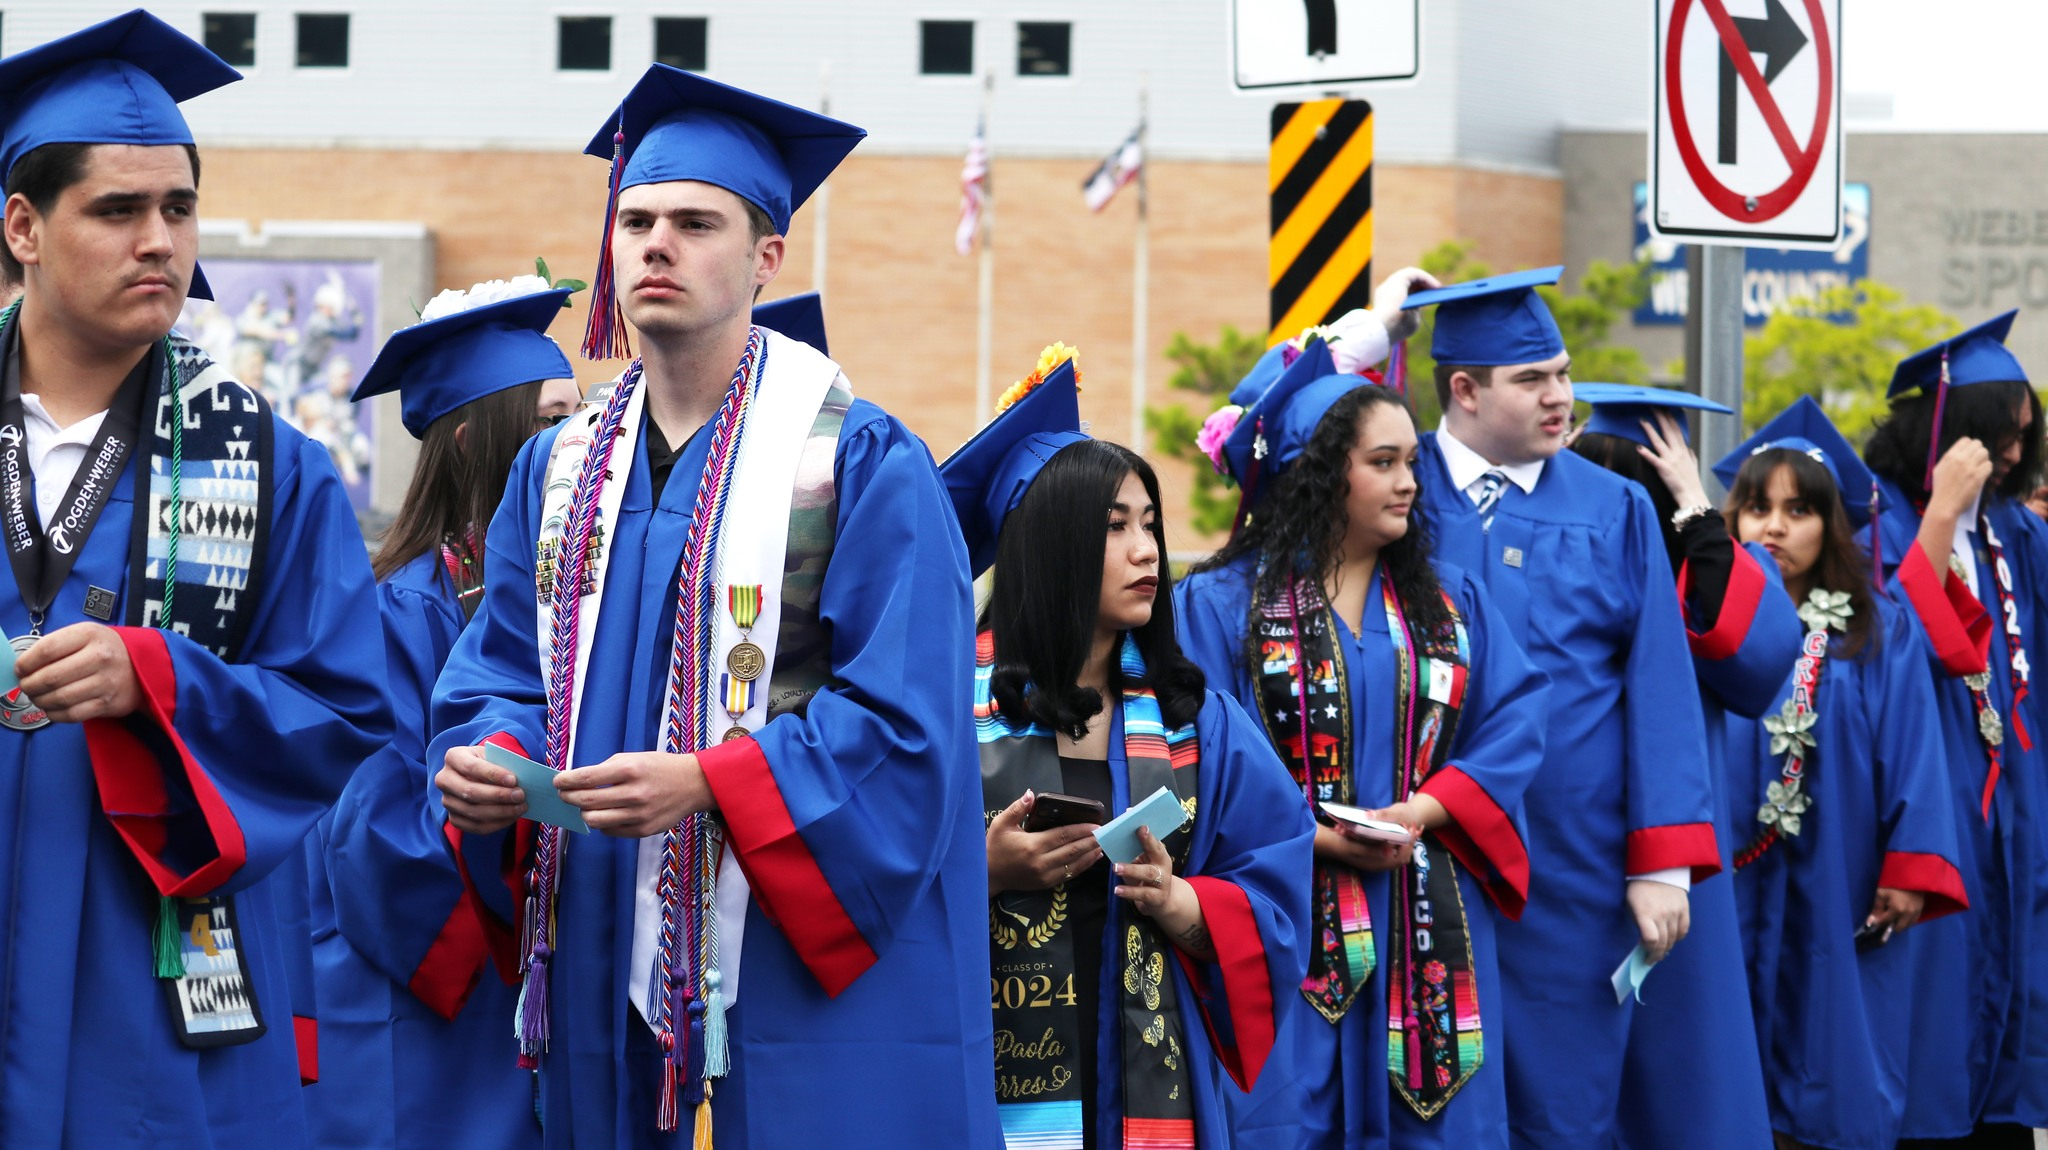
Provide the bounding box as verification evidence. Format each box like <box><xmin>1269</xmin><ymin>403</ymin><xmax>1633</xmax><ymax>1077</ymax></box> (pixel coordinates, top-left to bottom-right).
<box><xmin>1179</xmin><ymin>691</ymin><xmax>1315</xmax><ymax>1092</ymax></box>
<box><xmin>1688</xmin><ymin>539</ymin><xmax>1806</xmax><ymax>720</ymax></box>
<box><xmin>86</xmin><ymin>424</ymin><xmax>392</xmax><ymax>898</ymax></box>
<box><xmin>1615</xmin><ymin>486</ymin><xmax>1722</xmax><ymax>878</ymax></box>
<box><xmin>1418</xmin><ymin>570</ymin><xmax>1548</xmax><ymax>918</ymax></box>
<box><xmin>1869</xmin><ymin>603</ymin><xmax>1970</xmax><ymax>917</ymax></box>
<box><xmin>326</xmin><ymin>576</ymin><xmax>496</xmax><ymax>1018</ymax></box>
<box><xmin>694</xmin><ymin>406</ymin><xmax>978</xmax><ymax>996</ymax></box>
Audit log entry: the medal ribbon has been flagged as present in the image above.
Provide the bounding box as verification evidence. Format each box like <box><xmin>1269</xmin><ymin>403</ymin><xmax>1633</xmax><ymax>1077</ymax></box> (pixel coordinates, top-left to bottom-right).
<box><xmin>1380</xmin><ymin>577</ymin><xmax>1481</xmax><ymax>1120</ymax></box>
<box><xmin>1974</xmin><ymin>514</ymin><xmax>2034</xmax><ymax>820</ymax></box>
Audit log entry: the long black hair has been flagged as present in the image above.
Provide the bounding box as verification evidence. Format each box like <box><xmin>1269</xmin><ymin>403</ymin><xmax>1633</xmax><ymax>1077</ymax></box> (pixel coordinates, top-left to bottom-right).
<box><xmin>1865</xmin><ymin>378</ymin><xmax>2043</xmax><ymax>504</ymax></box>
<box><xmin>982</xmin><ymin>439</ymin><xmax>1206</xmax><ymax>737</ymax></box>
<box><xmin>1724</xmin><ymin>448</ymin><xmax>1878</xmax><ymax>658</ymax></box>
<box><xmin>1570</xmin><ymin>431</ymin><xmax>1685</xmax><ymax>573</ymax></box>
<box><xmin>373</xmin><ymin>381</ymin><xmax>544</xmax><ymax>582</ymax></box>
<box><xmin>1193</xmin><ymin>383</ymin><xmax>1452</xmax><ymax>643</ymax></box>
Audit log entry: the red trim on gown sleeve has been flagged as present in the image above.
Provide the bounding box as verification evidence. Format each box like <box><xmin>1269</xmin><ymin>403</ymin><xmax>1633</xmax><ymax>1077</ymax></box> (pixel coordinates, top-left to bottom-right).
<box><xmin>1625</xmin><ymin>822</ymin><xmax>1722</xmax><ymax>882</ymax></box>
<box><xmin>1897</xmin><ymin>541</ymin><xmax>1992</xmax><ymax>677</ymax></box>
<box><xmin>1678</xmin><ymin>540</ymin><xmax>1765</xmax><ymax>661</ymax></box>
<box><xmin>697</xmin><ymin>734</ymin><xmax>878</xmax><ymax>997</ymax></box>
<box><xmin>81</xmin><ymin>627</ymin><xmax>248</xmax><ymax>896</ymax></box>
<box><xmin>1419</xmin><ymin>766</ymin><xmax>1530</xmax><ymax>920</ymax></box>
<box><xmin>294</xmin><ymin>1015</ymin><xmax>319</xmax><ymax>1085</ymax></box>
<box><xmin>1878</xmin><ymin>850</ymin><xmax>1970</xmax><ymax>923</ymax></box>
<box><xmin>448</xmin><ymin>732</ymin><xmax>537</xmax><ymax>985</ymax></box>
<box><xmin>405</xmin><ymin>847</ymin><xmax>490</xmax><ymax>1020</ymax></box>
<box><xmin>1171</xmin><ymin>875</ymin><xmax>1278</xmax><ymax>1092</ymax></box>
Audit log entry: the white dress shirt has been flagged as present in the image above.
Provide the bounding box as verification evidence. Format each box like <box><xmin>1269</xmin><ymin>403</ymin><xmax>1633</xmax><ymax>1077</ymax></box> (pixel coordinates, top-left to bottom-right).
<box><xmin>21</xmin><ymin>393</ymin><xmax>110</xmax><ymax>526</ymax></box>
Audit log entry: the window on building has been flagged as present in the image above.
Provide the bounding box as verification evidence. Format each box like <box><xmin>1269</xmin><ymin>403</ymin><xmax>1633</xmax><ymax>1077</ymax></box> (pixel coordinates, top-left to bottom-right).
<box><xmin>920</xmin><ymin>20</ymin><xmax>973</xmax><ymax>76</ymax></box>
<box><xmin>654</xmin><ymin>17</ymin><xmax>707</xmax><ymax>71</ymax></box>
<box><xmin>558</xmin><ymin>16</ymin><xmax>612</xmax><ymax>71</ymax></box>
<box><xmin>203</xmin><ymin>13</ymin><xmax>257</xmax><ymax>67</ymax></box>
<box><xmin>1017</xmin><ymin>21</ymin><xmax>1070</xmax><ymax>76</ymax></box>
<box><xmin>295</xmin><ymin>13</ymin><xmax>349</xmax><ymax>68</ymax></box>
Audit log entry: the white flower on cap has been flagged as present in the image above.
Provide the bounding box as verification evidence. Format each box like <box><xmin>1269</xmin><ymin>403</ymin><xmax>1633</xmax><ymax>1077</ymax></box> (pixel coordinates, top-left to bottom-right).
<box><xmin>419</xmin><ymin>274</ymin><xmax>555</xmax><ymax>322</ymax></box>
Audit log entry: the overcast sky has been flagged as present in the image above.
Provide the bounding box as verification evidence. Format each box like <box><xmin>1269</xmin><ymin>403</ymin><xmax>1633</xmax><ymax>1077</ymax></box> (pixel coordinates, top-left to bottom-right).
<box><xmin>1844</xmin><ymin>0</ymin><xmax>2048</xmax><ymax>131</ymax></box>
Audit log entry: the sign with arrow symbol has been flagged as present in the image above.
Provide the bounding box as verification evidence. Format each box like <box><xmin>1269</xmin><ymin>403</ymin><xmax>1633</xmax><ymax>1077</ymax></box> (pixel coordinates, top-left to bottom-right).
<box><xmin>1651</xmin><ymin>0</ymin><xmax>1842</xmax><ymax>249</ymax></box>
<box><xmin>1232</xmin><ymin>0</ymin><xmax>1419</xmax><ymax>91</ymax></box>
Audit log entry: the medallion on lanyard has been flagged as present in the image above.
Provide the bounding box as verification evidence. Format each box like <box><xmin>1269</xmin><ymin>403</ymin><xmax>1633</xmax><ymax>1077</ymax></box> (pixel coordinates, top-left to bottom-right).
<box><xmin>0</xmin><ymin>631</ymin><xmax>48</xmax><ymax>731</ymax></box>
<box><xmin>721</xmin><ymin>584</ymin><xmax>764</xmax><ymax>738</ymax></box>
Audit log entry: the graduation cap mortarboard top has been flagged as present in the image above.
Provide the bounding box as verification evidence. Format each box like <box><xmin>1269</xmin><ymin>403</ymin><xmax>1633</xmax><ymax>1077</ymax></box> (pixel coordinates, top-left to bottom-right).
<box><xmin>1885</xmin><ymin>310</ymin><xmax>2029</xmax><ymax>491</ymax></box>
<box><xmin>1571</xmin><ymin>383</ymin><xmax>1732</xmax><ymax>449</ymax></box>
<box><xmin>0</xmin><ymin>10</ymin><xmax>239</xmax><ymax>302</ymax></box>
<box><xmin>1207</xmin><ymin>338</ymin><xmax>1382</xmax><ymax>534</ymax></box>
<box><xmin>351</xmin><ymin>275</ymin><xmax>574</xmax><ymax>439</ymax></box>
<box><xmin>752</xmin><ymin>291</ymin><xmax>828</xmax><ymax>356</ymax></box>
<box><xmin>1711</xmin><ymin>394</ymin><xmax>1882</xmax><ymax>531</ymax></box>
<box><xmin>580</xmin><ymin>66</ymin><xmax>867</xmax><ymax>361</ymax></box>
<box><xmin>940</xmin><ymin>344</ymin><xmax>1085</xmax><ymax>577</ymax></box>
<box><xmin>1402</xmin><ymin>266</ymin><xmax>1567</xmax><ymax>368</ymax></box>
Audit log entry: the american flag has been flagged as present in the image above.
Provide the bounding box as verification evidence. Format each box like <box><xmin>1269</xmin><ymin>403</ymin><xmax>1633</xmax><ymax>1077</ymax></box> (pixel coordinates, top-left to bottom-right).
<box><xmin>955</xmin><ymin>120</ymin><xmax>989</xmax><ymax>255</ymax></box>
<box><xmin>1083</xmin><ymin>127</ymin><xmax>1144</xmax><ymax>212</ymax></box>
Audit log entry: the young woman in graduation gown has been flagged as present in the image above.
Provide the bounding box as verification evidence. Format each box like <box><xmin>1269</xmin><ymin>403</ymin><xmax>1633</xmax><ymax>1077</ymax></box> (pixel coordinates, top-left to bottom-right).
<box><xmin>1862</xmin><ymin>314</ymin><xmax>2048</xmax><ymax>1145</ymax></box>
<box><xmin>1710</xmin><ymin>399</ymin><xmax>1966</xmax><ymax>1149</ymax></box>
<box><xmin>1569</xmin><ymin>388</ymin><xmax>1800</xmax><ymax>1150</ymax></box>
<box><xmin>1174</xmin><ymin>338</ymin><xmax>1550</xmax><ymax>1150</ymax></box>
<box><xmin>305</xmin><ymin>279</ymin><xmax>583</xmax><ymax>1149</ymax></box>
<box><xmin>945</xmin><ymin>350</ymin><xmax>1313</xmax><ymax>1150</ymax></box>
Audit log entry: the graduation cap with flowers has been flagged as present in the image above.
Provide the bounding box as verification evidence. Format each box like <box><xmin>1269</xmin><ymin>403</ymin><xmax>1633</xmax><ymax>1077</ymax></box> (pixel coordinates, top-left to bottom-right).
<box><xmin>940</xmin><ymin>344</ymin><xmax>1085</xmax><ymax>576</ymax></box>
<box><xmin>352</xmin><ymin>276</ymin><xmax>574</xmax><ymax>439</ymax></box>
<box><xmin>580</xmin><ymin>66</ymin><xmax>866</xmax><ymax>361</ymax></box>
<box><xmin>0</xmin><ymin>9</ymin><xmax>240</xmax><ymax>299</ymax></box>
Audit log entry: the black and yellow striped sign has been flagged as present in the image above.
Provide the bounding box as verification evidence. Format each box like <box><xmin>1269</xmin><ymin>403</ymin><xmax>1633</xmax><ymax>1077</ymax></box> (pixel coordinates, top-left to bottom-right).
<box><xmin>1269</xmin><ymin>99</ymin><xmax>1374</xmax><ymax>346</ymax></box>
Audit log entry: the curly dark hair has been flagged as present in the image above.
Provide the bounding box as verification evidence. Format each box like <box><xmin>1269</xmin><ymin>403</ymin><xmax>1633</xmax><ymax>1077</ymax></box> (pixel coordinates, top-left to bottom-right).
<box><xmin>1193</xmin><ymin>383</ymin><xmax>1452</xmax><ymax>651</ymax></box>
<box><xmin>1724</xmin><ymin>448</ymin><xmax>1878</xmax><ymax>659</ymax></box>
<box><xmin>1865</xmin><ymin>378</ymin><xmax>2043</xmax><ymax>504</ymax></box>
<box><xmin>982</xmin><ymin>439</ymin><xmax>1207</xmax><ymax>737</ymax></box>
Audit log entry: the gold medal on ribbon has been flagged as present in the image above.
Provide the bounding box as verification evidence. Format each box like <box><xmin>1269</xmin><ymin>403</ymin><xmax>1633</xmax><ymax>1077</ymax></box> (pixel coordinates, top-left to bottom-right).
<box><xmin>725</xmin><ymin>584</ymin><xmax>766</xmax><ymax>683</ymax></box>
<box><xmin>722</xmin><ymin>725</ymin><xmax>751</xmax><ymax>742</ymax></box>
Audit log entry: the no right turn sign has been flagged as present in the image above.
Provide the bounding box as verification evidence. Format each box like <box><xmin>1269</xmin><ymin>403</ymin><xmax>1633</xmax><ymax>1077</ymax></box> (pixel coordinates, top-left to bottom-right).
<box><xmin>1650</xmin><ymin>0</ymin><xmax>1842</xmax><ymax>249</ymax></box>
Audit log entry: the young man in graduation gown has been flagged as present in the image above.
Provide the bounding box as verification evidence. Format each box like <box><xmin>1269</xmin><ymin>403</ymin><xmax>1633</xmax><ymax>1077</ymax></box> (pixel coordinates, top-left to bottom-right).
<box><xmin>0</xmin><ymin>11</ymin><xmax>390</xmax><ymax>1147</ymax></box>
<box><xmin>431</xmin><ymin>66</ymin><xmax>1001</xmax><ymax>1149</ymax></box>
<box><xmin>1864</xmin><ymin>313</ymin><xmax>2048</xmax><ymax>1145</ymax></box>
<box><xmin>1389</xmin><ymin>269</ymin><xmax>1726</xmax><ymax>1149</ymax></box>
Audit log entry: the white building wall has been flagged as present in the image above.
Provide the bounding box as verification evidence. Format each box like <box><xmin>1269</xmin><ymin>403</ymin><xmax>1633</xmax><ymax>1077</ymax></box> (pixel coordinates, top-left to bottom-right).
<box><xmin>4</xmin><ymin>1</ymin><xmax>1641</xmax><ymax>167</ymax></box>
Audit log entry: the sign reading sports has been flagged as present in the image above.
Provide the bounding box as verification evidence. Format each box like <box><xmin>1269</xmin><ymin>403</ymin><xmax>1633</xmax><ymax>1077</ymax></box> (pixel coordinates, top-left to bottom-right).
<box><xmin>1269</xmin><ymin>98</ymin><xmax>1373</xmax><ymax>346</ymax></box>
<box><xmin>1650</xmin><ymin>0</ymin><xmax>1842</xmax><ymax>250</ymax></box>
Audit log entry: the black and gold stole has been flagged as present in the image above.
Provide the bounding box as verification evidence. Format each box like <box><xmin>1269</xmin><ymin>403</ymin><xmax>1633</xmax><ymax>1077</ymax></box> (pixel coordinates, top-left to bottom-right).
<box><xmin>978</xmin><ymin>631</ymin><xmax>1203</xmax><ymax>1149</ymax></box>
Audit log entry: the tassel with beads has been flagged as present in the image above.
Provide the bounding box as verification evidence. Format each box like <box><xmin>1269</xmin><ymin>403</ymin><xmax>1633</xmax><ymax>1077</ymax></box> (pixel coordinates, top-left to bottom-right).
<box><xmin>656</xmin><ymin>1037</ymin><xmax>680</xmax><ymax>1132</ymax></box>
<box><xmin>153</xmin><ymin>896</ymin><xmax>186</xmax><ymax>979</ymax></box>
<box><xmin>581</xmin><ymin>115</ymin><xmax>633</xmax><ymax>362</ymax></box>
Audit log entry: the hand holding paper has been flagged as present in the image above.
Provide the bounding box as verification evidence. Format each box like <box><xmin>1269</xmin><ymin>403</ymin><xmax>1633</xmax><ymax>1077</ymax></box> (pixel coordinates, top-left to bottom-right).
<box><xmin>1093</xmin><ymin>785</ymin><xmax>1189</xmax><ymax>865</ymax></box>
<box><xmin>483</xmin><ymin>742</ymin><xmax>589</xmax><ymax>834</ymax></box>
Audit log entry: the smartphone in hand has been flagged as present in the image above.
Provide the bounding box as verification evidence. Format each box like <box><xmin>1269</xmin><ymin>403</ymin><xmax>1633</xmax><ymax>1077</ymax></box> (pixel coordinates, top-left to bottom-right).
<box><xmin>1022</xmin><ymin>792</ymin><xmax>1107</xmax><ymax>833</ymax></box>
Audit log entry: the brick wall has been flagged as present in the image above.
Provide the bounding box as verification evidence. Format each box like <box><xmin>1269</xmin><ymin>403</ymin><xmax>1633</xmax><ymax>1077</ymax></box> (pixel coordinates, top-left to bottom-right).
<box><xmin>201</xmin><ymin>146</ymin><xmax>1560</xmax><ymax>551</ymax></box>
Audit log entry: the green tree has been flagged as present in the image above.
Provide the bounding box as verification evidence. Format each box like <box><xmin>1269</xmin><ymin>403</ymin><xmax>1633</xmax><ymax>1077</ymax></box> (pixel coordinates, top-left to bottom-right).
<box><xmin>1742</xmin><ymin>281</ymin><xmax>1960</xmax><ymax>440</ymax></box>
<box><xmin>1145</xmin><ymin>325</ymin><xmax>1267</xmax><ymax>536</ymax></box>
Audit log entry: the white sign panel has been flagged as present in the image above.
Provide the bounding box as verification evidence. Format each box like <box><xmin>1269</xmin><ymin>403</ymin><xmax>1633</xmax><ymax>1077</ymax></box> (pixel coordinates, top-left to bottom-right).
<box><xmin>1232</xmin><ymin>0</ymin><xmax>1420</xmax><ymax>90</ymax></box>
<box><xmin>1650</xmin><ymin>0</ymin><xmax>1842</xmax><ymax>249</ymax></box>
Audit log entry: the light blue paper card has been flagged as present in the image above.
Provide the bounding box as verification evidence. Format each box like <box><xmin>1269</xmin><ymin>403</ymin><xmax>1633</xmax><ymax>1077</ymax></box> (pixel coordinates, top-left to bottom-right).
<box><xmin>1610</xmin><ymin>943</ymin><xmax>1658</xmax><ymax>1004</ymax></box>
<box><xmin>1092</xmin><ymin>785</ymin><xmax>1188</xmax><ymax>865</ymax></box>
<box><xmin>483</xmin><ymin>743</ymin><xmax>589</xmax><ymax>834</ymax></box>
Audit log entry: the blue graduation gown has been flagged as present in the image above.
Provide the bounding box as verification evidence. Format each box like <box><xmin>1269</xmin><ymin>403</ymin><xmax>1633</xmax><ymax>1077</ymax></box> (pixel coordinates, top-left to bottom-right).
<box><xmin>1726</xmin><ymin>592</ymin><xmax>1966</xmax><ymax>1149</ymax></box>
<box><xmin>1876</xmin><ymin>480</ymin><xmax>2048</xmax><ymax>1135</ymax></box>
<box><xmin>1412</xmin><ymin>436</ymin><xmax>1722</xmax><ymax>1149</ymax></box>
<box><xmin>306</xmin><ymin>550</ymin><xmax>537</xmax><ymax>1148</ymax></box>
<box><xmin>0</xmin><ymin>420</ymin><xmax>389</xmax><ymax>1148</ymax></box>
<box><xmin>1175</xmin><ymin>556</ymin><xmax>1549</xmax><ymax>1150</ymax></box>
<box><xmin>430</xmin><ymin>398</ymin><xmax>1002</xmax><ymax>1149</ymax></box>
<box><xmin>1050</xmin><ymin>693</ymin><xmax>1315</xmax><ymax>1148</ymax></box>
<box><xmin>1618</xmin><ymin>538</ymin><xmax>1797</xmax><ymax>1150</ymax></box>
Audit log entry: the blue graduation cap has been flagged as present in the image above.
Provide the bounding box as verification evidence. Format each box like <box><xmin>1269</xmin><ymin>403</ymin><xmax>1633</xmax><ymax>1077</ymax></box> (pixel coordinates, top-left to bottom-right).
<box><xmin>1711</xmin><ymin>395</ymin><xmax>1881</xmax><ymax>529</ymax></box>
<box><xmin>581</xmin><ymin>65</ymin><xmax>865</xmax><ymax>360</ymax></box>
<box><xmin>0</xmin><ymin>9</ymin><xmax>240</xmax><ymax>181</ymax></box>
<box><xmin>1403</xmin><ymin>266</ymin><xmax>1566</xmax><ymax>368</ymax></box>
<box><xmin>1572</xmin><ymin>383</ymin><xmax>1732</xmax><ymax>448</ymax></box>
<box><xmin>1229</xmin><ymin>342</ymin><xmax>1290</xmax><ymax>407</ymax></box>
<box><xmin>753</xmin><ymin>292</ymin><xmax>827</xmax><ymax>355</ymax></box>
<box><xmin>1887</xmin><ymin>310</ymin><xmax>2027</xmax><ymax>400</ymax></box>
<box><xmin>940</xmin><ymin>355</ymin><xmax>1085</xmax><ymax>576</ymax></box>
<box><xmin>351</xmin><ymin>286</ymin><xmax>573</xmax><ymax>439</ymax></box>
<box><xmin>1219</xmin><ymin>338</ymin><xmax>1365</xmax><ymax>495</ymax></box>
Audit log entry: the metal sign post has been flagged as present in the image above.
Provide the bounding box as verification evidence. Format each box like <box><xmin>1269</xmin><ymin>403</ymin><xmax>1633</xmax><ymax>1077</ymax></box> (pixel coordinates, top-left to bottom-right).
<box><xmin>1687</xmin><ymin>245</ymin><xmax>1747</xmax><ymax>498</ymax></box>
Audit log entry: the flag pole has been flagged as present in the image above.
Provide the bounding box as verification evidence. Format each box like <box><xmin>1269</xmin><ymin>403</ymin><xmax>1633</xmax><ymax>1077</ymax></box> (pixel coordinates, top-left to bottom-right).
<box><xmin>975</xmin><ymin>69</ymin><xmax>996</xmax><ymax>423</ymax></box>
<box><xmin>812</xmin><ymin>60</ymin><xmax>831</xmax><ymax>300</ymax></box>
<box><xmin>1129</xmin><ymin>76</ymin><xmax>1150</xmax><ymax>446</ymax></box>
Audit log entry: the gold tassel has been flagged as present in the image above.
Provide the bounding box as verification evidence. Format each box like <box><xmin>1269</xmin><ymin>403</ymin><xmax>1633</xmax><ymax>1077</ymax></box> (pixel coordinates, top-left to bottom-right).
<box><xmin>693</xmin><ymin>1096</ymin><xmax>713</xmax><ymax>1149</ymax></box>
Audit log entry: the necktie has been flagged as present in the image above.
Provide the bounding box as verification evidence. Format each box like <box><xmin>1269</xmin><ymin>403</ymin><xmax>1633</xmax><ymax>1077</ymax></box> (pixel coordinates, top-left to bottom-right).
<box><xmin>1472</xmin><ymin>469</ymin><xmax>1507</xmax><ymax>533</ymax></box>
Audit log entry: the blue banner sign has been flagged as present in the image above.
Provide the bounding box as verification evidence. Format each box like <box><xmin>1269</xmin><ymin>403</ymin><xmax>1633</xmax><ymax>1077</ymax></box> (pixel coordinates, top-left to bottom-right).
<box><xmin>1632</xmin><ymin>182</ymin><xmax>1870</xmax><ymax>326</ymax></box>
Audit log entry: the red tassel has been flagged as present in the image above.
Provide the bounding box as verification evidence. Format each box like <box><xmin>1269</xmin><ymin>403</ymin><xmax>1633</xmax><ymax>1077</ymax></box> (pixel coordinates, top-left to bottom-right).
<box><xmin>656</xmin><ymin>1054</ymin><xmax>679</xmax><ymax>1132</ymax></box>
<box><xmin>582</xmin><ymin>119</ymin><xmax>634</xmax><ymax>362</ymax></box>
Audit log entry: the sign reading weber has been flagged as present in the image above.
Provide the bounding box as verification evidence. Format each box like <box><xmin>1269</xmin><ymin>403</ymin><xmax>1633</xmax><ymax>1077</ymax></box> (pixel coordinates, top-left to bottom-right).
<box><xmin>1232</xmin><ymin>0</ymin><xmax>1419</xmax><ymax>90</ymax></box>
<box><xmin>1651</xmin><ymin>0</ymin><xmax>1842</xmax><ymax>249</ymax></box>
